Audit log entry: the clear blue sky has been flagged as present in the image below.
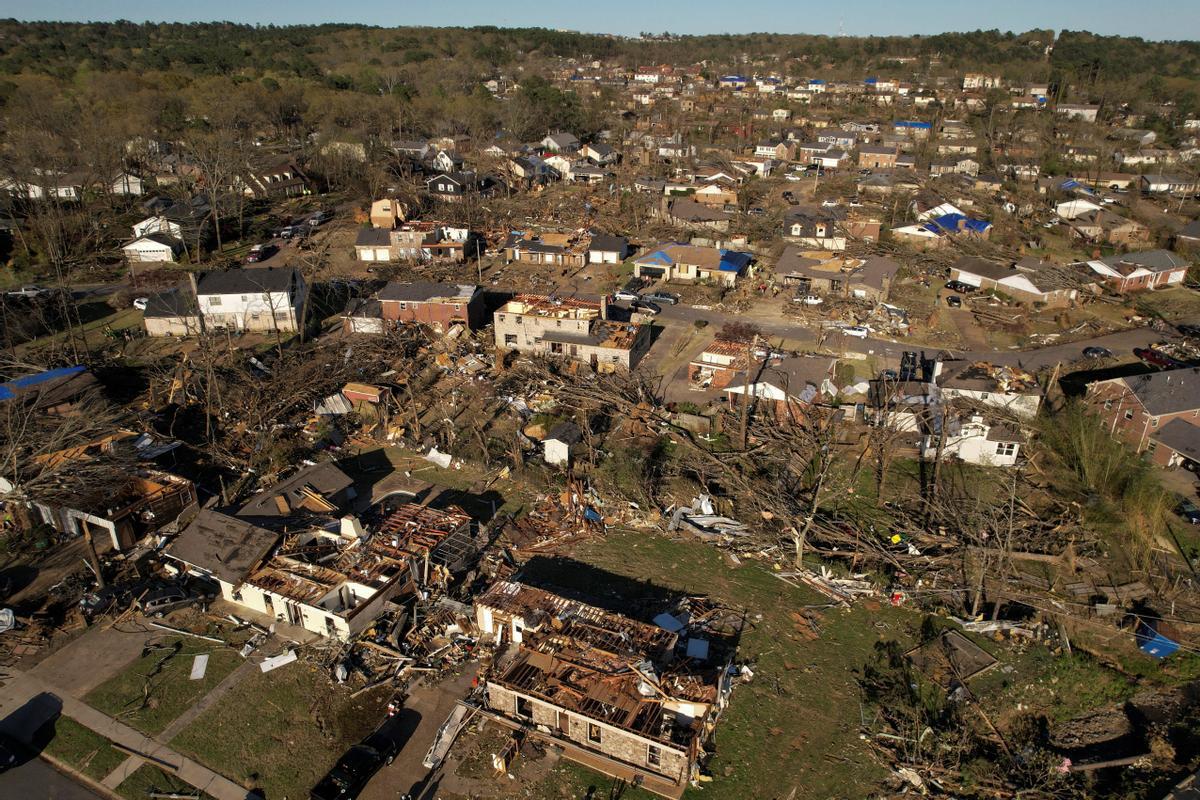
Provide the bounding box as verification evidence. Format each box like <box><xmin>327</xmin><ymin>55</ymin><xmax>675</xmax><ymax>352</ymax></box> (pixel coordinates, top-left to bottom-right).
<box><xmin>4</xmin><ymin>0</ymin><xmax>1198</xmax><ymax>41</ymax></box>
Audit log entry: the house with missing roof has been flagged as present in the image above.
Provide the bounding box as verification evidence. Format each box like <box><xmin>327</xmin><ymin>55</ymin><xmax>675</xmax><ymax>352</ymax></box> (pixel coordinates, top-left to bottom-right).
<box><xmin>919</xmin><ymin>413</ymin><xmax>1024</xmax><ymax>467</ymax></box>
<box><xmin>1085</xmin><ymin>368</ymin><xmax>1200</xmax><ymax>455</ymax></box>
<box><xmin>165</xmin><ymin>502</ymin><xmax>475</xmax><ymax>641</ymax></box>
<box><xmin>632</xmin><ymin>243</ymin><xmax>753</xmax><ymax>288</ymax></box>
<box><xmin>1078</xmin><ymin>250</ymin><xmax>1190</xmax><ymax>293</ymax></box>
<box><xmin>342</xmin><ymin>281</ymin><xmax>485</xmax><ymax>334</ymax></box>
<box><xmin>773</xmin><ymin>247</ymin><xmax>899</xmax><ymax>303</ymax></box>
<box><xmin>473</xmin><ymin>580</ymin><xmax>741</xmax><ymax>799</ymax></box>
<box><xmin>494</xmin><ymin>294</ymin><xmax>651</xmax><ymax>371</ymax></box>
<box><xmin>891</xmin><ymin>201</ymin><xmax>992</xmax><ymax>249</ymax></box>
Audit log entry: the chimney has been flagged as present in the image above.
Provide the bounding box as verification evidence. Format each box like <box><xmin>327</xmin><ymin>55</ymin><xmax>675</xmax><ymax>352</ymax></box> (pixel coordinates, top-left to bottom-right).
<box><xmin>341</xmin><ymin>516</ymin><xmax>367</xmax><ymax>540</ymax></box>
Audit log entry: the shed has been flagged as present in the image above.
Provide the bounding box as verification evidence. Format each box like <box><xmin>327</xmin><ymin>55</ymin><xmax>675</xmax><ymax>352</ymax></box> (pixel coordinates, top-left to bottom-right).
<box><xmin>543</xmin><ymin>421</ymin><xmax>584</xmax><ymax>466</ymax></box>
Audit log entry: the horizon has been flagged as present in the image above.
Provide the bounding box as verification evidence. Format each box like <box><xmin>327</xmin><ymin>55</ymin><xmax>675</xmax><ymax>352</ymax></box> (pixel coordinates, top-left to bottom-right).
<box><xmin>3</xmin><ymin>0</ymin><xmax>1199</xmax><ymax>43</ymax></box>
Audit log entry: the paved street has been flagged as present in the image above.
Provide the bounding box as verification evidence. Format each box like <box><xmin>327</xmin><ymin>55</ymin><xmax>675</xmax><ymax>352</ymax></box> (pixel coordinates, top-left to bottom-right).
<box><xmin>0</xmin><ymin>755</ymin><xmax>104</xmax><ymax>800</ymax></box>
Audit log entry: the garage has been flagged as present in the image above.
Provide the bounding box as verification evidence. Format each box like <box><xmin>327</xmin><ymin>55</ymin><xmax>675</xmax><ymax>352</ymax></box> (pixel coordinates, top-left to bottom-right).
<box><xmin>637</xmin><ymin>266</ymin><xmax>667</xmax><ymax>279</ymax></box>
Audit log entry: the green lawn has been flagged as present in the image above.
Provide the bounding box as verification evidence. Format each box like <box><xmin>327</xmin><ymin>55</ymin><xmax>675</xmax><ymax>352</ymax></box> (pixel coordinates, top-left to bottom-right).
<box><xmin>40</xmin><ymin>716</ymin><xmax>128</xmax><ymax>782</ymax></box>
<box><xmin>85</xmin><ymin>637</ymin><xmax>244</xmax><ymax>736</ymax></box>
<box><xmin>171</xmin><ymin>660</ymin><xmax>391</xmax><ymax>799</ymax></box>
<box><xmin>521</xmin><ymin>529</ymin><xmax>918</xmax><ymax>800</ymax></box>
<box><xmin>115</xmin><ymin>763</ymin><xmax>215</xmax><ymax>800</ymax></box>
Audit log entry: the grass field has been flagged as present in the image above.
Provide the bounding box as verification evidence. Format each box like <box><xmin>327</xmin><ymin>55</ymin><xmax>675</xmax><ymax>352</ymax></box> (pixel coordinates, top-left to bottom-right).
<box><xmin>40</xmin><ymin>716</ymin><xmax>127</xmax><ymax>782</ymax></box>
<box><xmin>85</xmin><ymin>637</ymin><xmax>245</xmax><ymax>736</ymax></box>
<box><xmin>171</xmin><ymin>660</ymin><xmax>391</xmax><ymax>799</ymax></box>
<box><xmin>514</xmin><ymin>528</ymin><xmax>919</xmax><ymax>800</ymax></box>
<box><xmin>114</xmin><ymin>763</ymin><xmax>215</xmax><ymax>800</ymax></box>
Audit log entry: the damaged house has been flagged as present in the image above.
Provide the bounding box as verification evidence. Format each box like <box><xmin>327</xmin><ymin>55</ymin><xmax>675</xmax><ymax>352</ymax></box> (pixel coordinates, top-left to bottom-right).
<box><xmin>473</xmin><ymin>581</ymin><xmax>742</xmax><ymax>799</ymax></box>
<box><xmin>494</xmin><ymin>294</ymin><xmax>651</xmax><ymax>371</ymax></box>
<box><xmin>167</xmin><ymin>502</ymin><xmax>476</xmax><ymax>640</ymax></box>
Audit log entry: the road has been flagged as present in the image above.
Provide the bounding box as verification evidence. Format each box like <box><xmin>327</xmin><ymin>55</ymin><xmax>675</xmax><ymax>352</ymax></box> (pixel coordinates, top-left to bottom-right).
<box><xmin>648</xmin><ymin>301</ymin><xmax>1172</xmax><ymax>372</ymax></box>
<box><xmin>0</xmin><ymin>756</ymin><xmax>104</xmax><ymax>800</ymax></box>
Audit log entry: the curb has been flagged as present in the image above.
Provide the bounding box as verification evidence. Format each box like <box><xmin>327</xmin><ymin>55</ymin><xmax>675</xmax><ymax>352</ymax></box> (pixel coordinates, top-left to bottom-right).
<box><xmin>38</xmin><ymin>752</ymin><xmax>126</xmax><ymax>800</ymax></box>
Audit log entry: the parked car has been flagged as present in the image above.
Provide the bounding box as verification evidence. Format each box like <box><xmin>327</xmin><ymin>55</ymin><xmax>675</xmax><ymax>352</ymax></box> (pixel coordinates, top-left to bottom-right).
<box><xmin>642</xmin><ymin>291</ymin><xmax>679</xmax><ymax>305</ymax></box>
<box><xmin>1177</xmin><ymin>323</ymin><xmax>1200</xmax><ymax>338</ymax></box>
<box><xmin>5</xmin><ymin>285</ymin><xmax>47</xmax><ymax>298</ymax></box>
<box><xmin>820</xmin><ymin>199</ymin><xmax>839</xmax><ymax>208</ymax></box>
<box><xmin>1082</xmin><ymin>346</ymin><xmax>1113</xmax><ymax>359</ymax></box>
<box><xmin>782</xmin><ymin>191</ymin><xmax>798</xmax><ymax>205</ymax></box>
<box><xmin>360</xmin><ymin>729</ymin><xmax>403</xmax><ymax>767</ymax></box>
<box><xmin>631</xmin><ymin>300</ymin><xmax>662</xmax><ymax>316</ymax></box>
<box><xmin>0</xmin><ymin>734</ymin><xmax>22</xmax><ymax>772</ymax></box>
<box><xmin>139</xmin><ymin>579</ymin><xmax>218</xmax><ymax>618</ymax></box>
<box><xmin>133</xmin><ymin>297</ymin><xmax>150</xmax><ymax>311</ymax></box>
<box><xmin>279</xmin><ymin>226</ymin><xmax>297</xmax><ymax>239</ymax></box>
<box><xmin>848</xmin><ymin>197</ymin><xmax>864</xmax><ymax>208</ymax></box>
<box><xmin>308</xmin><ymin>210</ymin><xmax>333</xmax><ymax>227</ymax></box>
<box><xmin>613</xmin><ymin>288</ymin><xmax>641</xmax><ymax>302</ymax></box>
<box><xmin>858</xmin><ymin>168</ymin><xmax>873</xmax><ymax>176</ymax></box>
<box><xmin>1178</xmin><ymin>499</ymin><xmax>1200</xmax><ymax>525</ymax></box>
<box><xmin>245</xmin><ymin>243</ymin><xmax>276</xmax><ymax>263</ymax></box>
<box><xmin>945</xmin><ymin>295</ymin><xmax>962</xmax><ymax>308</ymax></box>
<box><xmin>793</xmin><ymin>294</ymin><xmax>823</xmax><ymax>306</ymax></box>
<box><xmin>784</xmin><ymin>173</ymin><xmax>803</xmax><ymax>182</ymax></box>
<box><xmin>310</xmin><ymin>744</ymin><xmax>389</xmax><ymax>800</ymax></box>
<box><xmin>747</xmin><ymin>206</ymin><xmax>766</xmax><ymax>216</ymax></box>
<box><xmin>842</xmin><ymin>326</ymin><xmax>870</xmax><ymax>339</ymax></box>
<box><xmin>944</xmin><ymin>280</ymin><xmax>976</xmax><ymax>294</ymax></box>
<box><xmin>1134</xmin><ymin>347</ymin><xmax>1181</xmax><ymax>369</ymax></box>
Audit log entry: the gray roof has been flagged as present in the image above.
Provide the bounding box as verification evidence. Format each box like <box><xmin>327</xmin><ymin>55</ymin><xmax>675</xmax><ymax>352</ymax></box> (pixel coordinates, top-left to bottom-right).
<box><xmin>237</xmin><ymin>462</ymin><xmax>355</xmax><ymax>520</ymax></box>
<box><xmin>196</xmin><ymin>267</ymin><xmax>300</xmax><ymax>296</ymax></box>
<box><xmin>1100</xmin><ymin>249</ymin><xmax>1189</xmax><ymax>274</ymax></box>
<box><xmin>377</xmin><ymin>281</ymin><xmax>477</xmax><ymax>303</ymax></box>
<box><xmin>356</xmin><ymin>228</ymin><xmax>392</xmax><ymax>247</ymax></box>
<box><xmin>1121</xmin><ymin>368</ymin><xmax>1200</xmax><ymax>415</ymax></box>
<box><xmin>1153</xmin><ymin>418</ymin><xmax>1200</xmax><ymax>461</ymax></box>
<box><xmin>855</xmin><ymin>256</ymin><xmax>901</xmax><ymax>290</ymax></box>
<box><xmin>953</xmin><ymin>256</ymin><xmax>1014</xmax><ymax>282</ymax></box>
<box><xmin>165</xmin><ymin>510</ymin><xmax>280</xmax><ymax>585</ymax></box>
<box><xmin>144</xmin><ymin>287</ymin><xmax>198</xmax><ymax>319</ymax></box>
<box><xmin>1179</xmin><ymin>219</ymin><xmax>1200</xmax><ymax>240</ymax></box>
<box><xmin>546</xmin><ymin>421</ymin><xmax>584</xmax><ymax>444</ymax></box>
<box><xmin>589</xmin><ymin>234</ymin><xmax>628</xmax><ymax>254</ymax></box>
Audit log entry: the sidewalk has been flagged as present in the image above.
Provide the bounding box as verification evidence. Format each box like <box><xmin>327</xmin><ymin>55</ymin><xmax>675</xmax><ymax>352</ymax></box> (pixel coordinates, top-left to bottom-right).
<box><xmin>0</xmin><ymin>670</ymin><xmax>253</xmax><ymax>800</ymax></box>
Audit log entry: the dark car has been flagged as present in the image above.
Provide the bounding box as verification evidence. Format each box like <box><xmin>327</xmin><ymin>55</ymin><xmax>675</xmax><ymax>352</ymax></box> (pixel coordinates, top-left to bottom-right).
<box><xmin>946</xmin><ymin>294</ymin><xmax>962</xmax><ymax>308</ymax></box>
<box><xmin>308</xmin><ymin>210</ymin><xmax>333</xmax><ymax>227</ymax></box>
<box><xmin>1178</xmin><ymin>499</ymin><xmax>1200</xmax><ymax>525</ymax></box>
<box><xmin>139</xmin><ymin>579</ymin><xmax>218</xmax><ymax>618</ymax></box>
<box><xmin>643</xmin><ymin>291</ymin><xmax>679</xmax><ymax>305</ymax></box>
<box><xmin>1082</xmin><ymin>346</ymin><xmax>1114</xmax><ymax>359</ymax></box>
<box><xmin>944</xmin><ymin>280</ymin><xmax>976</xmax><ymax>294</ymax></box>
<box><xmin>630</xmin><ymin>300</ymin><xmax>662</xmax><ymax>316</ymax></box>
<box><xmin>310</xmin><ymin>744</ymin><xmax>387</xmax><ymax>800</ymax></box>
<box><xmin>0</xmin><ymin>734</ymin><xmax>24</xmax><ymax>772</ymax></box>
<box><xmin>360</xmin><ymin>730</ymin><xmax>403</xmax><ymax>766</ymax></box>
<box><xmin>245</xmin><ymin>243</ymin><xmax>276</xmax><ymax>263</ymax></box>
<box><xmin>782</xmin><ymin>191</ymin><xmax>798</xmax><ymax>205</ymax></box>
<box><xmin>1178</xmin><ymin>324</ymin><xmax>1200</xmax><ymax>338</ymax></box>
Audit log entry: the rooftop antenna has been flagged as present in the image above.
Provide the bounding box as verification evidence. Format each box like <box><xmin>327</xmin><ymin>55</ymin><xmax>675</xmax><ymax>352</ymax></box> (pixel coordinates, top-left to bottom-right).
<box><xmin>838</xmin><ymin>18</ymin><xmax>845</xmax><ymax>38</ymax></box>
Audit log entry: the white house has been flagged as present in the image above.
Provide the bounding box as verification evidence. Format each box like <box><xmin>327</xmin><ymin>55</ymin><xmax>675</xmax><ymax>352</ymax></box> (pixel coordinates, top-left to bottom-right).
<box><xmin>1054</xmin><ymin>198</ymin><xmax>1103</xmax><ymax>221</ymax></box>
<box><xmin>132</xmin><ymin>216</ymin><xmax>183</xmax><ymax>239</ymax></box>
<box><xmin>194</xmin><ymin>267</ymin><xmax>307</xmax><ymax>333</ymax></box>
<box><xmin>109</xmin><ymin>172</ymin><xmax>146</xmax><ymax>197</ymax></box>
<box><xmin>543</xmin><ymin>422</ymin><xmax>582</xmax><ymax>466</ymax></box>
<box><xmin>122</xmin><ymin>233</ymin><xmax>182</xmax><ymax>264</ymax></box>
<box><xmin>541</xmin><ymin>132</ymin><xmax>581</xmax><ymax>153</ymax></box>
<box><xmin>921</xmin><ymin>414</ymin><xmax>1022</xmax><ymax>467</ymax></box>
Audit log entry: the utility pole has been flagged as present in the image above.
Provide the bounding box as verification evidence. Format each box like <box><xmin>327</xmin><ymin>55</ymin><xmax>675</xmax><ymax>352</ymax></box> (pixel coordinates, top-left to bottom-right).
<box><xmin>738</xmin><ymin>334</ymin><xmax>758</xmax><ymax>450</ymax></box>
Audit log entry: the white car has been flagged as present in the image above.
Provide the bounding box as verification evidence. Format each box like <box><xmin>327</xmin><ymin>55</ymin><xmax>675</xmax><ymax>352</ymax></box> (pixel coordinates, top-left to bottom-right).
<box><xmin>842</xmin><ymin>325</ymin><xmax>870</xmax><ymax>339</ymax></box>
<box><xmin>613</xmin><ymin>289</ymin><xmax>641</xmax><ymax>302</ymax></box>
<box><xmin>793</xmin><ymin>295</ymin><xmax>824</xmax><ymax>305</ymax></box>
<box><xmin>820</xmin><ymin>199</ymin><xmax>840</xmax><ymax>208</ymax></box>
<box><xmin>785</xmin><ymin>173</ymin><xmax>803</xmax><ymax>182</ymax></box>
<box><xmin>133</xmin><ymin>297</ymin><xmax>150</xmax><ymax>311</ymax></box>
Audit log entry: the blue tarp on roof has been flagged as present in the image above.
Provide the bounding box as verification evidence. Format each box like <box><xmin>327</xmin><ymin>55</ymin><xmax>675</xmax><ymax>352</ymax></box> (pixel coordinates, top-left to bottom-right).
<box><xmin>720</xmin><ymin>75</ymin><xmax>747</xmax><ymax>82</ymax></box>
<box><xmin>895</xmin><ymin>120</ymin><xmax>932</xmax><ymax>129</ymax></box>
<box><xmin>809</xmin><ymin>79</ymin><xmax>825</xmax><ymax>85</ymax></box>
<box><xmin>0</xmin><ymin>365</ymin><xmax>86</xmax><ymax>401</ymax></box>
<box><xmin>923</xmin><ymin>214</ymin><xmax>991</xmax><ymax>236</ymax></box>
<box><xmin>864</xmin><ymin>77</ymin><xmax>877</xmax><ymax>84</ymax></box>
<box><xmin>639</xmin><ymin>242</ymin><xmax>690</xmax><ymax>267</ymax></box>
<box><xmin>718</xmin><ymin>250</ymin><xmax>752</xmax><ymax>273</ymax></box>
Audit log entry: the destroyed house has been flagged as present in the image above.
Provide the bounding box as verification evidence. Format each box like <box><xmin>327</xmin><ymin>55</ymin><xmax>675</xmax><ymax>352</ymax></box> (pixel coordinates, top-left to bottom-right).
<box><xmin>475</xmin><ymin>581</ymin><xmax>740</xmax><ymax>798</ymax></box>
<box><xmin>344</xmin><ymin>282</ymin><xmax>485</xmax><ymax>334</ymax></box>
<box><xmin>934</xmin><ymin>360</ymin><xmax>1042</xmax><ymax>420</ymax></box>
<box><xmin>505</xmin><ymin>231</ymin><xmax>588</xmax><ymax>268</ymax></box>
<box><xmin>494</xmin><ymin>294</ymin><xmax>651</xmax><ymax>371</ymax></box>
<box><xmin>170</xmin><ymin>504</ymin><xmax>475</xmax><ymax>640</ymax></box>
<box><xmin>236</xmin><ymin>462</ymin><xmax>357</xmax><ymax>528</ymax></box>
<box><xmin>0</xmin><ymin>365</ymin><xmax>99</xmax><ymax>415</ymax></box>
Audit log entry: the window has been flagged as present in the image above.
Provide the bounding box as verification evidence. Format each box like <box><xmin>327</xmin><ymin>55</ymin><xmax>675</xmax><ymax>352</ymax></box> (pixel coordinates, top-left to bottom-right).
<box><xmin>995</xmin><ymin>442</ymin><xmax>1017</xmax><ymax>457</ymax></box>
<box><xmin>1147</xmin><ymin>440</ymin><xmax>1158</xmax><ymax>454</ymax></box>
<box><xmin>587</xmin><ymin>723</ymin><xmax>602</xmax><ymax>744</ymax></box>
<box><xmin>1125</xmin><ymin>410</ymin><xmax>1135</xmax><ymax>420</ymax></box>
<box><xmin>209</xmin><ymin>296</ymin><xmax>222</xmax><ymax>306</ymax></box>
<box><xmin>647</xmin><ymin>745</ymin><xmax>662</xmax><ymax>767</ymax></box>
<box><xmin>241</xmin><ymin>295</ymin><xmax>248</xmax><ymax>302</ymax></box>
<box><xmin>1152</xmin><ymin>417</ymin><xmax>1159</xmax><ymax>427</ymax></box>
<box><xmin>1104</xmin><ymin>399</ymin><xmax>1113</xmax><ymax>410</ymax></box>
<box><xmin>516</xmin><ymin>696</ymin><xmax>533</xmax><ymax>719</ymax></box>
<box><xmin>399</xmin><ymin>302</ymin><xmax>407</xmax><ymax>310</ymax></box>
<box><xmin>504</xmin><ymin>334</ymin><xmax>517</xmax><ymax>346</ymax></box>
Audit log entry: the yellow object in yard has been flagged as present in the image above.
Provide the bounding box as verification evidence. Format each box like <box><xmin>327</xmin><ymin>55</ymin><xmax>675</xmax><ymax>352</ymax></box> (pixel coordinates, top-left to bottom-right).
<box><xmin>891</xmin><ymin>534</ymin><xmax>902</xmax><ymax>544</ymax></box>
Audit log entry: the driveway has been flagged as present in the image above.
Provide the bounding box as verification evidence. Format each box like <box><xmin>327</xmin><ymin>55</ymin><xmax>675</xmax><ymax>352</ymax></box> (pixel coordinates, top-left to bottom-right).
<box><xmin>358</xmin><ymin>665</ymin><xmax>480</xmax><ymax>800</ymax></box>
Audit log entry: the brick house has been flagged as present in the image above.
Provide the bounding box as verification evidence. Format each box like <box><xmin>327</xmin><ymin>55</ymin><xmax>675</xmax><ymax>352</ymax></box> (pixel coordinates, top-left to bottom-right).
<box><xmin>1085</xmin><ymin>368</ymin><xmax>1200</xmax><ymax>454</ymax></box>
<box><xmin>473</xmin><ymin>581</ymin><xmax>739</xmax><ymax>799</ymax></box>
<box><xmin>858</xmin><ymin>145</ymin><xmax>899</xmax><ymax>169</ymax></box>
<box><xmin>1080</xmin><ymin>250</ymin><xmax>1190</xmax><ymax>293</ymax></box>
<box><xmin>688</xmin><ymin>337</ymin><xmax>750</xmax><ymax>389</ymax></box>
